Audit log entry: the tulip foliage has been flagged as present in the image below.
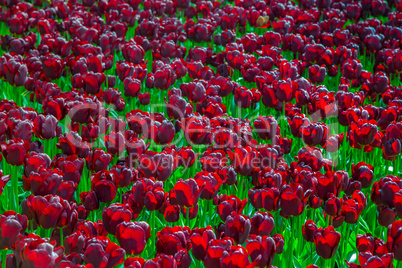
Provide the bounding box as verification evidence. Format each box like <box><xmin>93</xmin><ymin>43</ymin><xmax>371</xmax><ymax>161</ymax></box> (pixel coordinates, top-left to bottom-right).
<box><xmin>0</xmin><ymin>0</ymin><xmax>402</xmax><ymax>267</ymax></box>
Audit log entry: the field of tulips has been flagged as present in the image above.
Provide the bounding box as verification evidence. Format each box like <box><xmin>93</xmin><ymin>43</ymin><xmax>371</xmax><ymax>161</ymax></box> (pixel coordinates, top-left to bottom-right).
<box><xmin>0</xmin><ymin>0</ymin><xmax>402</xmax><ymax>267</ymax></box>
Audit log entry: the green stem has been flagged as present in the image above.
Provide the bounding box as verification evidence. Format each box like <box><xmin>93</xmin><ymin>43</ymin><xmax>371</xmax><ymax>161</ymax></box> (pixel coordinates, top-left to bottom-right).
<box><xmin>2</xmin><ymin>250</ymin><xmax>6</xmax><ymax>268</ymax></box>
<box><xmin>60</xmin><ymin>228</ymin><xmax>64</xmax><ymax>247</ymax></box>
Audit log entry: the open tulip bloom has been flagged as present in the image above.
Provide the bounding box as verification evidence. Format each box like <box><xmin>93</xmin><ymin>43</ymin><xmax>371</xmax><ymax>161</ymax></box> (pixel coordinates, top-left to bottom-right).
<box><xmin>0</xmin><ymin>0</ymin><xmax>402</xmax><ymax>267</ymax></box>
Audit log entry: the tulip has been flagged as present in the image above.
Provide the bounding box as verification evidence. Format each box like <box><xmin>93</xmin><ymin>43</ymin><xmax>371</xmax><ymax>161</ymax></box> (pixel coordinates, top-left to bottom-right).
<box><xmin>102</xmin><ymin>203</ymin><xmax>132</xmax><ymax>235</ymax></box>
<box><xmin>314</xmin><ymin>226</ymin><xmax>341</xmax><ymax>259</ymax></box>
<box><xmin>1</xmin><ymin>138</ymin><xmax>30</xmax><ymax>166</ymax></box>
<box><xmin>0</xmin><ymin>211</ymin><xmax>28</xmax><ymax>249</ymax></box>
<box><xmin>246</xmin><ymin>235</ymin><xmax>276</xmax><ymax>267</ymax></box>
<box><xmin>116</xmin><ymin>221</ymin><xmax>150</xmax><ymax>255</ymax></box>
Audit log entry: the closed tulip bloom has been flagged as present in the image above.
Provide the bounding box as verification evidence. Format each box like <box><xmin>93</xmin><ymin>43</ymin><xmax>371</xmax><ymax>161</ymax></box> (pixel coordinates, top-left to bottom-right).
<box><xmin>314</xmin><ymin>226</ymin><xmax>341</xmax><ymax>259</ymax></box>
<box><xmin>86</xmin><ymin>149</ymin><xmax>112</xmax><ymax>172</ymax></box>
<box><xmin>115</xmin><ymin>221</ymin><xmax>150</xmax><ymax>255</ymax></box>
<box><xmin>0</xmin><ymin>211</ymin><xmax>28</xmax><ymax>249</ymax></box>
<box><xmin>102</xmin><ymin>203</ymin><xmax>132</xmax><ymax>235</ymax></box>
<box><xmin>246</xmin><ymin>235</ymin><xmax>276</xmax><ymax>268</ymax></box>
<box><xmin>224</xmin><ymin>211</ymin><xmax>251</xmax><ymax>244</ymax></box>
<box><xmin>170</xmin><ymin>178</ymin><xmax>204</xmax><ymax>208</ymax></box>
<box><xmin>1</xmin><ymin>138</ymin><xmax>30</xmax><ymax>166</ymax></box>
<box><xmin>303</xmin><ymin>220</ymin><xmax>318</xmax><ymax>242</ymax></box>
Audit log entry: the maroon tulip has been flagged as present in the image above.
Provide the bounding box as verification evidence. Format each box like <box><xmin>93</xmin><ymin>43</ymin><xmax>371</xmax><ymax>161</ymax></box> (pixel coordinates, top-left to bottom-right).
<box><xmin>86</xmin><ymin>149</ymin><xmax>112</xmax><ymax>172</ymax></box>
<box><xmin>3</xmin><ymin>59</ymin><xmax>28</xmax><ymax>86</ymax></box>
<box><xmin>0</xmin><ymin>211</ymin><xmax>28</xmax><ymax>249</ymax></box>
<box><xmin>253</xmin><ymin>116</ymin><xmax>279</xmax><ymax>140</ymax></box>
<box><xmin>249</xmin><ymin>186</ymin><xmax>280</xmax><ymax>212</ymax></box>
<box><xmin>250</xmin><ymin>211</ymin><xmax>275</xmax><ymax>237</ymax></box>
<box><xmin>216</xmin><ymin>194</ymin><xmax>247</xmax><ymax>222</ymax></box>
<box><xmin>25</xmin><ymin>194</ymin><xmax>76</xmax><ymax>229</ymax></box>
<box><xmin>91</xmin><ymin>170</ymin><xmax>118</xmax><ymax>203</ymax></box>
<box><xmin>190</xmin><ymin>226</ymin><xmax>216</xmax><ymax>261</ymax></box>
<box><xmin>104</xmin><ymin>131</ymin><xmax>126</xmax><ymax>156</ymax></box>
<box><xmin>83</xmin><ymin>236</ymin><xmax>125</xmax><ymax>268</ymax></box>
<box><xmin>102</xmin><ymin>203</ymin><xmax>132</xmax><ymax>235</ymax></box>
<box><xmin>154</xmin><ymin>120</ymin><xmax>175</xmax><ymax>145</ymax></box>
<box><xmin>224</xmin><ymin>211</ymin><xmax>251</xmax><ymax>244</ymax></box>
<box><xmin>57</xmin><ymin>132</ymin><xmax>90</xmax><ymax>158</ymax></box>
<box><xmin>387</xmin><ymin>220</ymin><xmax>402</xmax><ymax>261</ymax></box>
<box><xmin>115</xmin><ymin>221</ymin><xmax>150</xmax><ymax>255</ymax></box>
<box><xmin>123</xmin><ymin>77</ymin><xmax>141</xmax><ymax>97</ymax></box>
<box><xmin>33</xmin><ymin>114</ymin><xmax>61</xmax><ymax>140</ymax></box>
<box><xmin>352</xmin><ymin>162</ymin><xmax>374</xmax><ymax>189</ymax></box>
<box><xmin>279</xmin><ymin>183</ymin><xmax>305</xmax><ymax>217</ymax></box>
<box><xmin>25</xmin><ymin>167</ymin><xmax>63</xmax><ymax>196</ymax></box>
<box><xmin>138</xmin><ymin>152</ymin><xmax>173</xmax><ymax>182</ymax></box>
<box><xmin>301</xmin><ymin>122</ymin><xmax>329</xmax><ymax>147</ymax></box>
<box><xmin>80</xmin><ymin>191</ymin><xmax>100</xmax><ymax>211</ymax></box>
<box><xmin>13</xmin><ymin>233</ymin><xmax>64</xmax><ymax>268</ymax></box>
<box><xmin>303</xmin><ymin>220</ymin><xmax>318</xmax><ymax>242</ymax></box>
<box><xmin>156</xmin><ymin>226</ymin><xmax>190</xmax><ymax>256</ymax></box>
<box><xmin>308</xmin><ymin>65</ymin><xmax>326</xmax><ymax>84</ymax></box>
<box><xmin>1</xmin><ymin>138</ymin><xmax>30</xmax><ymax>166</ymax></box>
<box><xmin>314</xmin><ymin>226</ymin><xmax>341</xmax><ymax>259</ymax></box>
<box><xmin>246</xmin><ymin>235</ymin><xmax>276</xmax><ymax>268</ymax></box>
<box><xmin>42</xmin><ymin>55</ymin><xmax>64</xmax><ymax>80</ymax></box>
<box><xmin>170</xmin><ymin>178</ymin><xmax>204</xmax><ymax>208</ymax></box>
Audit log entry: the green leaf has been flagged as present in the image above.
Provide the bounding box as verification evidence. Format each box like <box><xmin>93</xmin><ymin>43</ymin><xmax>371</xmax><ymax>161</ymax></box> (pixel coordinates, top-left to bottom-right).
<box><xmin>293</xmin><ymin>255</ymin><xmax>302</xmax><ymax>268</ymax></box>
<box><xmin>346</xmin><ymin>251</ymin><xmax>357</xmax><ymax>264</ymax></box>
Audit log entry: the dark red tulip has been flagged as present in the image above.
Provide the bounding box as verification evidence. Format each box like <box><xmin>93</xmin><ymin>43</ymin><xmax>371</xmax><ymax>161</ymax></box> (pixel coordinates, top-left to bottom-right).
<box><xmin>1</xmin><ymin>138</ymin><xmax>30</xmax><ymax>166</ymax></box>
<box><xmin>250</xmin><ymin>211</ymin><xmax>275</xmax><ymax>237</ymax></box>
<box><xmin>102</xmin><ymin>203</ymin><xmax>132</xmax><ymax>235</ymax></box>
<box><xmin>274</xmin><ymin>79</ymin><xmax>296</xmax><ymax>103</ymax></box>
<box><xmin>215</xmin><ymin>189</ymin><xmax>245</xmax><ymax>214</ymax></box>
<box><xmin>13</xmin><ymin>233</ymin><xmax>64</xmax><ymax>268</ymax></box>
<box><xmin>25</xmin><ymin>167</ymin><xmax>63</xmax><ymax>196</ymax></box>
<box><xmin>0</xmin><ymin>211</ymin><xmax>28</xmax><ymax>249</ymax></box>
<box><xmin>83</xmin><ymin>236</ymin><xmax>125</xmax><ymax>268</ymax></box>
<box><xmin>249</xmin><ymin>186</ymin><xmax>280</xmax><ymax>212</ymax></box>
<box><xmin>190</xmin><ymin>226</ymin><xmax>216</xmax><ymax>261</ymax></box>
<box><xmin>350</xmin><ymin>119</ymin><xmax>378</xmax><ymax>147</ymax></box>
<box><xmin>42</xmin><ymin>55</ymin><xmax>64</xmax><ymax>80</ymax></box>
<box><xmin>80</xmin><ymin>191</ymin><xmax>100</xmax><ymax>211</ymax></box>
<box><xmin>253</xmin><ymin>116</ymin><xmax>279</xmax><ymax>140</ymax></box>
<box><xmin>156</xmin><ymin>226</ymin><xmax>190</xmax><ymax>256</ymax></box>
<box><xmin>160</xmin><ymin>199</ymin><xmax>181</xmax><ymax>223</ymax></box>
<box><xmin>3</xmin><ymin>59</ymin><xmax>28</xmax><ymax>86</ymax></box>
<box><xmin>52</xmin><ymin>154</ymin><xmax>84</xmax><ymax>184</ymax></box>
<box><xmin>203</xmin><ymin>238</ymin><xmax>233</xmax><ymax>268</ymax></box>
<box><xmin>86</xmin><ymin>149</ymin><xmax>112</xmax><ymax>172</ymax></box>
<box><xmin>387</xmin><ymin>220</ymin><xmax>402</xmax><ymax>261</ymax></box>
<box><xmin>352</xmin><ymin>162</ymin><xmax>374</xmax><ymax>189</ymax></box>
<box><xmin>301</xmin><ymin>122</ymin><xmax>329</xmax><ymax>147</ymax></box>
<box><xmin>224</xmin><ymin>211</ymin><xmax>251</xmax><ymax>244</ymax></box>
<box><xmin>104</xmin><ymin>131</ymin><xmax>126</xmax><ymax>156</ymax></box>
<box><xmin>25</xmin><ymin>194</ymin><xmax>76</xmax><ymax>229</ymax></box>
<box><xmin>139</xmin><ymin>92</ymin><xmax>151</xmax><ymax>105</ymax></box>
<box><xmin>303</xmin><ymin>220</ymin><xmax>318</xmax><ymax>242</ymax></box>
<box><xmin>308</xmin><ymin>65</ymin><xmax>326</xmax><ymax>84</ymax></box>
<box><xmin>170</xmin><ymin>178</ymin><xmax>203</xmax><ymax>208</ymax></box>
<box><xmin>116</xmin><ymin>221</ymin><xmax>150</xmax><ymax>255</ymax></box>
<box><xmin>91</xmin><ymin>170</ymin><xmax>118</xmax><ymax>203</ymax></box>
<box><xmin>138</xmin><ymin>152</ymin><xmax>173</xmax><ymax>181</ymax></box>
<box><xmin>124</xmin><ymin>77</ymin><xmax>141</xmax><ymax>97</ymax></box>
<box><xmin>246</xmin><ymin>235</ymin><xmax>276</xmax><ymax>268</ymax></box>
<box><xmin>154</xmin><ymin>120</ymin><xmax>175</xmax><ymax>145</ymax></box>
<box><xmin>314</xmin><ymin>226</ymin><xmax>341</xmax><ymax>259</ymax></box>
<box><xmin>57</xmin><ymin>132</ymin><xmax>90</xmax><ymax>158</ymax></box>
<box><xmin>279</xmin><ymin>183</ymin><xmax>305</xmax><ymax>217</ymax></box>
